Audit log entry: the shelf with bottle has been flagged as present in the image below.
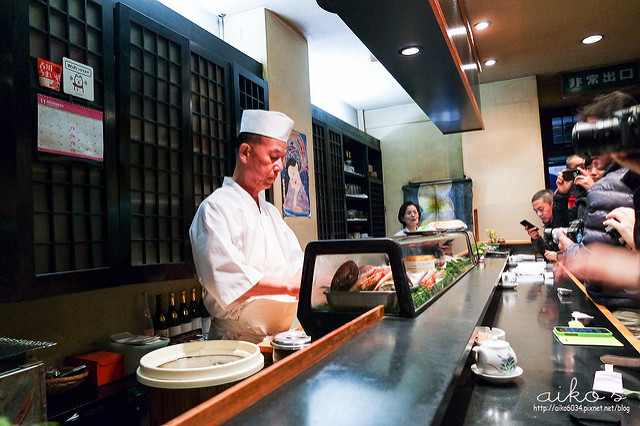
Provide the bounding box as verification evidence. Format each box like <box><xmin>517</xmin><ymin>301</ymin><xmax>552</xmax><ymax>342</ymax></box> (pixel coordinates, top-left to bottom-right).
<box><xmin>152</xmin><ymin>287</ymin><xmax>211</xmax><ymax>342</ymax></box>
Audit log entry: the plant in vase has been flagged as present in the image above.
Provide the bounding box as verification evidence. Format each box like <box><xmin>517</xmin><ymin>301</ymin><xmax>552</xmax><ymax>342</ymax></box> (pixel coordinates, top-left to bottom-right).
<box><xmin>485</xmin><ymin>229</ymin><xmax>501</xmax><ymax>251</ymax></box>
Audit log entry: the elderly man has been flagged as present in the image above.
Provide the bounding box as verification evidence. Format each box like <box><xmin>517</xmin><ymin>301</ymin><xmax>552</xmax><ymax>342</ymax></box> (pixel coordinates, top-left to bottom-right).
<box><xmin>189</xmin><ymin>109</ymin><xmax>303</xmax><ymax>343</ymax></box>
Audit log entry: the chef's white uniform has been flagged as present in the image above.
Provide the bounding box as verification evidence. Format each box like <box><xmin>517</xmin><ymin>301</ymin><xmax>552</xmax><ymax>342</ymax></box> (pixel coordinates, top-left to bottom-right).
<box><xmin>189</xmin><ymin>177</ymin><xmax>304</xmax><ymax>342</ymax></box>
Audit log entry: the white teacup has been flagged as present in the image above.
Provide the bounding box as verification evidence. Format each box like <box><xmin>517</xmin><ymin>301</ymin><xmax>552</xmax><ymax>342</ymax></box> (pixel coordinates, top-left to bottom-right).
<box><xmin>501</xmin><ymin>272</ymin><xmax>517</xmax><ymax>284</ymax></box>
<box><xmin>473</xmin><ymin>338</ymin><xmax>517</xmax><ymax>375</ymax></box>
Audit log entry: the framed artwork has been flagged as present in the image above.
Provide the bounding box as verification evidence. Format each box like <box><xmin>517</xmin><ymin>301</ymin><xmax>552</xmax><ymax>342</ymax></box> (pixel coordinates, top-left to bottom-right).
<box><xmin>281</xmin><ymin>130</ymin><xmax>311</xmax><ymax>217</ymax></box>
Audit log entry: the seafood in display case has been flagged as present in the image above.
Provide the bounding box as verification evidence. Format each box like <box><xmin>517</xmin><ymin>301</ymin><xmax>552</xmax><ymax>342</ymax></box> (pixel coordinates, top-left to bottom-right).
<box><xmin>297</xmin><ymin>230</ymin><xmax>478</xmax><ymax>339</ymax></box>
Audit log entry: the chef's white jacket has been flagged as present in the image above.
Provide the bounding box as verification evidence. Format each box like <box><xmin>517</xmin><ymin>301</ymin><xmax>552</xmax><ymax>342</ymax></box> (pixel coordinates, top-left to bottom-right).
<box><xmin>189</xmin><ymin>177</ymin><xmax>304</xmax><ymax>340</ymax></box>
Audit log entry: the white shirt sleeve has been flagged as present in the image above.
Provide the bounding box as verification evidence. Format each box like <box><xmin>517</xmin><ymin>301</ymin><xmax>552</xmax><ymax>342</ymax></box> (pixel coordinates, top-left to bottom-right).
<box><xmin>190</xmin><ymin>198</ymin><xmax>262</xmax><ymax>310</ymax></box>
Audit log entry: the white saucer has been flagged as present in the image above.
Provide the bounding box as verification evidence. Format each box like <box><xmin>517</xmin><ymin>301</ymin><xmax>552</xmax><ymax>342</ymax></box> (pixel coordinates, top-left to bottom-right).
<box><xmin>500</xmin><ymin>282</ymin><xmax>518</xmax><ymax>289</ymax></box>
<box><xmin>471</xmin><ymin>364</ymin><xmax>523</xmax><ymax>384</ymax></box>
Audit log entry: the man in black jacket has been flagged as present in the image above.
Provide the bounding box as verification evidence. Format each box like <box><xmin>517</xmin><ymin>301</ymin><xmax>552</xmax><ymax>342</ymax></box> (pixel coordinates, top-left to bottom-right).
<box><xmin>525</xmin><ymin>189</ymin><xmax>568</xmax><ymax>260</ymax></box>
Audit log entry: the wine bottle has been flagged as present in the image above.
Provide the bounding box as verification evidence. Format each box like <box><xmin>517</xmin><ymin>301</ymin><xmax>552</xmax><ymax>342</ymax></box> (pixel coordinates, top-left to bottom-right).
<box><xmin>141</xmin><ymin>291</ymin><xmax>154</xmax><ymax>337</ymax></box>
<box><xmin>167</xmin><ymin>292</ymin><xmax>182</xmax><ymax>337</ymax></box>
<box><xmin>179</xmin><ymin>290</ymin><xmax>192</xmax><ymax>333</ymax></box>
<box><xmin>153</xmin><ymin>294</ymin><xmax>169</xmax><ymax>338</ymax></box>
<box><xmin>189</xmin><ymin>287</ymin><xmax>202</xmax><ymax>332</ymax></box>
<box><xmin>199</xmin><ymin>287</ymin><xmax>211</xmax><ymax>339</ymax></box>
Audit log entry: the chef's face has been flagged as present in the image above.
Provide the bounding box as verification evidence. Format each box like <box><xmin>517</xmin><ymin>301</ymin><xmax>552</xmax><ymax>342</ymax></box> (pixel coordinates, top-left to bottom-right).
<box><xmin>532</xmin><ymin>199</ymin><xmax>553</xmax><ymax>224</ymax></box>
<box><xmin>245</xmin><ymin>136</ymin><xmax>287</xmax><ymax>191</ymax></box>
<box><xmin>403</xmin><ymin>205</ymin><xmax>419</xmax><ymax>228</ymax></box>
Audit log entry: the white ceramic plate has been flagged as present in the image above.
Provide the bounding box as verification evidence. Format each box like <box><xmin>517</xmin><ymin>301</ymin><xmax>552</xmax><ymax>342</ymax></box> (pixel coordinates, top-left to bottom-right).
<box><xmin>471</xmin><ymin>364</ymin><xmax>523</xmax><ymax>384</ymax></box>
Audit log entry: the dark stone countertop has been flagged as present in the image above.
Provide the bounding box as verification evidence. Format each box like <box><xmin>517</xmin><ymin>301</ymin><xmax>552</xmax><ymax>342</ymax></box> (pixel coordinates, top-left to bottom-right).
<box><xmin>227</xmin><ymin>256</ymin><xmax>507</xmax><ymax>425</ymax></box>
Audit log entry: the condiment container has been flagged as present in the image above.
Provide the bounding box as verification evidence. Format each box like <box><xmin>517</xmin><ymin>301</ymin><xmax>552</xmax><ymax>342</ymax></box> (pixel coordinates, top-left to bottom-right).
<box><xmin>270</xmin><ymin>330</ymin><xmax>311</xmax><ymax>363</ymax></box>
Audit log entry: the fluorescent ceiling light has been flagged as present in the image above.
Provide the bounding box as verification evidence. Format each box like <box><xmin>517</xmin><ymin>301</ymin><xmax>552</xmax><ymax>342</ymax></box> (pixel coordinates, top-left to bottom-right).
<box><xmin>399</xmin><ymin>46</ymin><xmax>422</xmax><ymax>56</ymax></box>
<box><xmin>474</xmin><ymin>21</ymin><xmax>490</xmax><ymax>31</ymax></box>
<box><xmin>461</xmin><ymin>63</ymin><xmax>477</xmax><ymax>71</ymax></box>
<box><xmin>581</xmin><ymin>34</ymin><xmax>603</xmax><ymax>44</ymax></box>
<box><xmin>484</xmin><ymin>59</ymin><xmax>496</xmax><ymax>66</ymax></box>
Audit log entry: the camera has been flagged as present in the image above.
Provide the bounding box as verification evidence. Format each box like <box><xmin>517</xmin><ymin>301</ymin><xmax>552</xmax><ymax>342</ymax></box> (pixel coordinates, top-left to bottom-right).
<box><xmin>543</xmin><ymin>219</ymin><xmax>585</xmax><ymax>247</ymax></box>
<box><xmin>562</xmin><ymin>168</ymin><xmax>580</xmax><ymax>181</ymax></box>
<box><xmin>572</xmin><ymin>105</ymin><xmax>640</xmax><ymax>157</ymax></box>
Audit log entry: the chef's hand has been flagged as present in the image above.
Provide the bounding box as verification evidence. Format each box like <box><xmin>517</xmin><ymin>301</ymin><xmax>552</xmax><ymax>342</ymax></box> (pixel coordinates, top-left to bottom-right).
<box><xmin>526</xmin><ymin>226</ymin><xmax>540</xmax><ymax>240</ymax></box>
<box><xmin>574</xmin><ymin>168</ymin><xmax>595</xmax><ymax>190</ymax></box>
<box><xmin>604</xmin><ymin>207</ymin><xmax>636</xmax><ymax>250</ymax></box>
<box><xmin>556</xmin><ymin>172</ymin><xmax>573</xmax><ymax>194</ymax></box>
<box><xmin>241</xmin><ymin>269</ymin><xmax>303</xmax><ymax>302</ymax></box>
<box><xmin>544</xmin><ymin>250</ymin><xmax>558</xmax><ymax>262</ymax></box>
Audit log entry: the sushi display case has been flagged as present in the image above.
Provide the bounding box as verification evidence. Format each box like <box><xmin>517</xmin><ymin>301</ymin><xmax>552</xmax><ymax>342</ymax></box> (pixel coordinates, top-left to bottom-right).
<box><xmin>298</xmin><ymin>230</ymin><xmax>478</xmax><ymax>339</ymax></box>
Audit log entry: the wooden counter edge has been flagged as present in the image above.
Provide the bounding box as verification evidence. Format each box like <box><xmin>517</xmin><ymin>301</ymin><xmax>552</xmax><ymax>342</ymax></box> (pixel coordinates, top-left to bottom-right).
<box><xmin>557</xmin><ymin>261</ymin><xmax>640</xmax><ymax>354</ymax></box>
<box><xmin>165</xmin><ymin>305</ymin><xmax>385</xmax><ymax>426</ymax></box>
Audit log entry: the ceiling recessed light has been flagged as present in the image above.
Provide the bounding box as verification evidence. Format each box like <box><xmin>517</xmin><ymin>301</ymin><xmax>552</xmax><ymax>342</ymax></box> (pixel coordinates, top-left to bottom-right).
<box><xmin>474</xmin><ymin>21</ymin><xmax>490</xmax><ymax>31</ymax></box>
<box><xmin>399</xmin><ymin>46</ymin><xmax>422</xmax><ymax>56</ymax></box>
<box><xmin>582</xmin><ymin>34</ymin><xmax>603</xmax><ymax>44</ymax></box>
<box><xmin>484</xmin><ymin>59</ymin><xmax>496</xmax><ymax>67</ymax></box>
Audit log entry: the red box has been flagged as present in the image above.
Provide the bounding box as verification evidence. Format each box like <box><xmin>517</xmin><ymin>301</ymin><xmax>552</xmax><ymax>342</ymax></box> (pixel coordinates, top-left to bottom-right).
<box><xmin>66</xmin><ymin>351</ymin><xmax>125</xmax><ymax>386</ymax></box>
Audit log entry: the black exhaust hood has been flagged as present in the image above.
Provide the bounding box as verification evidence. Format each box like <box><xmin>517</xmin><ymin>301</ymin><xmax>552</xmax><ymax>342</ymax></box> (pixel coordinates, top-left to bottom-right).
<box><xmin>321</xmin><ymin>0</ymin><xmax>484</xmax><ymax>134</ymax></box>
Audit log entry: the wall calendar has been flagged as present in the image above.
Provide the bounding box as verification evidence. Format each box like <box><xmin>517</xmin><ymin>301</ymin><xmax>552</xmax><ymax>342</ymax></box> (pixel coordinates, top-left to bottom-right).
<box><xmin>37</xmin><ymin>94</ymin><xmax>104</xmax><ymax>161</ymax></box>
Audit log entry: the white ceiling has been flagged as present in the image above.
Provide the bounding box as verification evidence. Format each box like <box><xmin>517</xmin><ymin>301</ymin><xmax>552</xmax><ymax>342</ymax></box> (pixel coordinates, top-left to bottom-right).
<box><xmin>160</xmin><ymin>0</ymin><xmax>640</xmax><ymax>113</ymax></box>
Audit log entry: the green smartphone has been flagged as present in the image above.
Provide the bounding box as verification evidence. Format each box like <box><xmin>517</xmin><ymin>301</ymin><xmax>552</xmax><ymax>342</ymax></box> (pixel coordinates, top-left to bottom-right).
<box><xmin>553</xmin><ymin>326</ymin><xmax>612</xmax><ymax>337</ymax></box>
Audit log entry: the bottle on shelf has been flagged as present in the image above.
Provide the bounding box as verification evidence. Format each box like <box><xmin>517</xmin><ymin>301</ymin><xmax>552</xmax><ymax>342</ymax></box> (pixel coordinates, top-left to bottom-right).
<box><xmin>179</xmin><ymin>290</ymin><xmax>192</xmax><ymax>334</ymax></box>
<box><xmin>189</xmin><ymin>287</ymin><xmax>202</xmax><ymax>332</ymax></box>
<box><xmin>199</xmin><ymin>287</ymin><xmax>211</xmax><ymax>339</ymax></box>
<box><xmin>167</xmin><ymin>292</ymin><xmax>182</xmax><ymax>337</ymax></box>
<box><xmin>344</xmin><ymin>150</ymin><xmax>354</xmax><ymax>173</ymax></box>
<box><xmin>153</xmin><ymin>294</ymin><xmax>169</xmax><ymax>338</ymax></box>
<box><xmin>141</xmin><ymin>291</ymin><xmax>154</xmax><ymax>337</ymax></box>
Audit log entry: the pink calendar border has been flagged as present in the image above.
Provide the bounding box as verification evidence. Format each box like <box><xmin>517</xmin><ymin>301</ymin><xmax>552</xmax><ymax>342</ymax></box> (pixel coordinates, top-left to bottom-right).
<box><xmin>37</xmin><ymin>93</ymin><xmax>103</xmax><ymax>120</ymax></box>
<box><xmin>38</xmin><ymin>147</ymin><xmax>104</xmax><ymax>162</ymax></box>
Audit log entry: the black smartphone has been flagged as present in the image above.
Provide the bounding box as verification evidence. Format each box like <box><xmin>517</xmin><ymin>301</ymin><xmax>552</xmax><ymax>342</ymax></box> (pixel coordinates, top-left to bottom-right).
<box><xmin>562</xmin><ymin>168</ymin><xmax>580</xmax><ymax>181</ymax></box>
<box><xmin>520</xmin><ymin>219</ymin><xmax>538</xmax><ymax>230</ymax></box>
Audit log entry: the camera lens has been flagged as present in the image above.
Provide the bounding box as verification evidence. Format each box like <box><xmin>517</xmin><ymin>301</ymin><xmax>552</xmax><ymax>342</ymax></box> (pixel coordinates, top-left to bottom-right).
<box><xmin>571</xmin><ymin>117</ymin><xmax>622</xmax><ymax>157</ymax></box>
<box><xmin>571</xmin><ymin>105</ymin><xmax>639</xmax><ymax>157</ymax></box>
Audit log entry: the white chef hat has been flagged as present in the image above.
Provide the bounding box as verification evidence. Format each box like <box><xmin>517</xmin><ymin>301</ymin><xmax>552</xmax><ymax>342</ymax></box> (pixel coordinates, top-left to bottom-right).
<box><xmin>239</xmin><ymin>109</ymin><xmax>294</xmax><ymax>143</ymax></box>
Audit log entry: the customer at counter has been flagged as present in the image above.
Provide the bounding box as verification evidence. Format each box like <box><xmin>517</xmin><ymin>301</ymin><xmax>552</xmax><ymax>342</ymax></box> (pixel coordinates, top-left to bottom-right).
<box><xmin>525</xmin><ymin>189</ymin><xmax>566</xmax><ymax>261</ymax></box>
<box><xmin>394</xmin><ymin>201</ymin><xmax>421</xmax><ymax>236</ymax></box>
<box><xmin>189</xmin><ymin>109</ymin><xmax>304</xmax><ymax>343</ymax></box>
<box><xmin>554</xmin><ymin>159</ymin><xmax>597</xmax><ymax>224</ymax></box>
<box><xmin>556</xmin><ymin>91</ymin><xmax>640</xmax><ymax>337</ymax></box>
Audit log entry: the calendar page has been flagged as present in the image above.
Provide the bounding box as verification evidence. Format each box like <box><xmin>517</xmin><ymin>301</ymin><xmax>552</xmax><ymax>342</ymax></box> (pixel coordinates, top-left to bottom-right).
<box><xmin>37</xmin><ymin>94</ymin><xmax>104</xmax><ymax>161</ymax></box>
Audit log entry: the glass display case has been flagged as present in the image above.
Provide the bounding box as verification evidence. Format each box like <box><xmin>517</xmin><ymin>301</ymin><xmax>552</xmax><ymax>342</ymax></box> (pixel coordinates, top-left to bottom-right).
<box><xmin>298</xmin><ymin>231</ymin><xmax>478</xmax><ymax>339</ymax></box>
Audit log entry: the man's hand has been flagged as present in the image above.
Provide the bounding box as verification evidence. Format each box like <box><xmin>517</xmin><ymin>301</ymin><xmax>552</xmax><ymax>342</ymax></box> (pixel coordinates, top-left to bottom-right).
<box><xmin>561</xmin><ymin>243</ymin><xmax>640</xmax><ymax>290</ymax></box>
<box><xmin>526</xmin><ymin>225</ymin><xmax>540</xmax><ymax>240</ymax></box>
<box><xmin>239</xmin><ymin>268</ymin><xmax>303</xmax><ymax>303</ymax></box>
<box><xmin>557</xmin><ymin>231</ymin><xmax>575</xmax><ymax>252</ymax></box>
<box><xmin>604</xmin><ymin>207</ymin><xmax>636</xmax><ymax>250</ymax></box>
<box><xmin>574</xmin><ymin>168</ymin><xmax>595</xmax><ymax>190</ymax></box>
<box><xmin>556</xmin><ymin>171</ymin><xmax>573</xmax><ymax>194</ymax></box>
<box><xmin>544</xmin><ymin>250</ymin><xmax>558</xmax><ymax>262</ymax></box>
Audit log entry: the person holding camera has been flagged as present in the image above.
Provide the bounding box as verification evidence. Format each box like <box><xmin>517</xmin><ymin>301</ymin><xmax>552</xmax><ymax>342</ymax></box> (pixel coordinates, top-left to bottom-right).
<box><xmin>557</xmin><ymin>91</ymin><xmax>640</xmax><ymax>336</ymax></box>
<box><xmin>554</xmin><ymin>158</ymin><xmax>597</xmax><ymax>224</ymax></box>
<box><xmin>559</xmin><ymin>92</ymin><xmax>637</xmax><ymax>252</ymax></box>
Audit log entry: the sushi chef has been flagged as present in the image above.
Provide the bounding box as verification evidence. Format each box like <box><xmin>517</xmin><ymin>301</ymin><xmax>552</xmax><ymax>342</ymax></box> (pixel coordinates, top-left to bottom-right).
<box><xmin>189</xmin><ymin>109</ymin><xmax>304</xmax><ymax>343</ymax></box>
